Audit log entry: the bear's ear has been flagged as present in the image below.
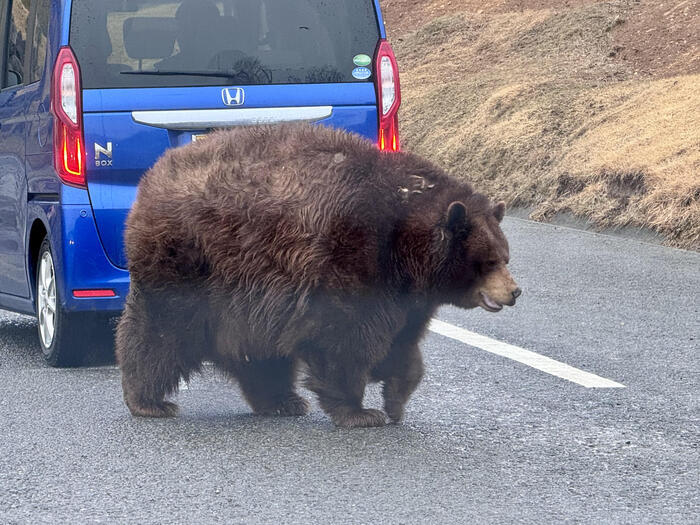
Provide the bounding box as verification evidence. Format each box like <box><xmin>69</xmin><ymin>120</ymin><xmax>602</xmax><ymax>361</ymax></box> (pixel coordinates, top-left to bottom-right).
<box><xmin>493</xmin><ymin>201</ymin><xmax>506</xmax><ymax>222</ymax></box>
<box><xmin>446</xmin><ymin>201</ymin><xmax>468</xmax><ymax>232</ymax></box>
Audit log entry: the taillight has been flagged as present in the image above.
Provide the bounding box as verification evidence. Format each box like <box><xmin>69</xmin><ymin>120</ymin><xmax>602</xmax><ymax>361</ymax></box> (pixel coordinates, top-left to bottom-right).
<box><xmin>73</xmin><ymin>289</ymin><xmax>116</xmax><ymax>298</ymax></box>
<box><xmin>51</xmin><ymin>47</ymin><xmax>85</xmax><ymax>187</ymax></box>
<box><xmin>374</xmin><ymin>40</ymin><xmax>400</xmax><ymax>152</ymax></box>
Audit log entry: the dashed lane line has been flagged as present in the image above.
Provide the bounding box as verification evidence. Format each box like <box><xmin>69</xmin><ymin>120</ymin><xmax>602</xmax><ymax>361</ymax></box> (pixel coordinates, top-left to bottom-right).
<box><xmin>429</xmin><ymin>319</ymin><xmax>626</xmax><ymax>388</ymax></box>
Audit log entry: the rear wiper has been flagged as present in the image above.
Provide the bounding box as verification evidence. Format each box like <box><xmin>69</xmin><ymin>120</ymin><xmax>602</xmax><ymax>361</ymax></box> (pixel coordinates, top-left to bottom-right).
<box><xmin>121</xmin><ymin>70</ymin><xmax>244</xmax><ymax>79</ymax></box>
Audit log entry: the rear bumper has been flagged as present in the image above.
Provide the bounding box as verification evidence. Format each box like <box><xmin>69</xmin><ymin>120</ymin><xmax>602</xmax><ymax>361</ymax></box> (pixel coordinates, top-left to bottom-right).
<box><xmin>52</xmin><ymin>202</ymin><xmax>129</xmax><ymax>313</ymax></box>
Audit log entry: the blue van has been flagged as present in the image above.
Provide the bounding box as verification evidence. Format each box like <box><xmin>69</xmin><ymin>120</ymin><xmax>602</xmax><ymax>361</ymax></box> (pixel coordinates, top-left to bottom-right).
<box><xmin>0</xmin><ymin>0</ymin><xmax>400</xmax><ymax>365</ymax></box>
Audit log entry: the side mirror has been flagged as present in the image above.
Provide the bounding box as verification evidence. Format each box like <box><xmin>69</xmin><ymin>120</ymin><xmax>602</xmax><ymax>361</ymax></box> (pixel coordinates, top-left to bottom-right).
<box><xmin>6</xmin><ymin>69</ymin><xmax>22</xmax><ymax>87</ymax></box>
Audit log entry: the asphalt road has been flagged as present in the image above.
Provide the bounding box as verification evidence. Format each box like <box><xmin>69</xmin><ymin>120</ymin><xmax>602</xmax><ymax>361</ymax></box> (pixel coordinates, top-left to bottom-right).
<box><xmin>1</xmin><ymin>217</ymin><xmax>698</xmax><ymax>524</ymax></box>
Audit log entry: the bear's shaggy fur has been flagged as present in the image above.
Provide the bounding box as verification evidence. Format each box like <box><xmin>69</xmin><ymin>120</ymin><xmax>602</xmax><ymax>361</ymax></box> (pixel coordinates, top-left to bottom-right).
<box><xmin>116</xmin><ymin>123</ymin><xmax>520</xmax><ymax>427</ymax></box>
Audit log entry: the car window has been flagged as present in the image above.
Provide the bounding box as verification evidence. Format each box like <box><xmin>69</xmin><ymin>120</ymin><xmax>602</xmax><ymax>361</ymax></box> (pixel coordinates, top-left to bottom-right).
<box><xmin>3</xmin><ymin>0</ymin><xmax>29</xmax><ymax>87</ymax></box>
<box><xmin>28</xmin><ymin>0</ymin><xmax>48</xmax><ymax>83</ymax></box>
<box><xmin>70</xmin><ymin>0</ymin><xmax>380</xmax><ymax>89</ymax></box>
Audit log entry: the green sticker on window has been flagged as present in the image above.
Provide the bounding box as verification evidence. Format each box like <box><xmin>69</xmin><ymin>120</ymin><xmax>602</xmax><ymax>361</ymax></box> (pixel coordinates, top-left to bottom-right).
<box><xmin>353</xmin><ymin>54</ymin><xmax>371</xmax><ymax>67</ymax></box>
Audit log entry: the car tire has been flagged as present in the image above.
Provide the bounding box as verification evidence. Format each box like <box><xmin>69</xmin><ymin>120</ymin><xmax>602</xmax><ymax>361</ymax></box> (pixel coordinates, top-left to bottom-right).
<box><xmin>36</xmin><ymin>238</ymin><xmax>114</xmax><ymax>367</ymax></box>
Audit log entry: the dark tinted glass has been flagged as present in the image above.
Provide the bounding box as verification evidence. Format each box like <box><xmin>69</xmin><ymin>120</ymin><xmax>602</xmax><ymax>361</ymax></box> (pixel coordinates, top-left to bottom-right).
<box><xmin>69</xmin><ymin>0</ymin><xmax>380</xmax><ymax>89</ymax></box>
<box><xmin>3</xmin><ymin>0</ymin><xmax>30</xmax><ymax>87</ymax></box>
<box><xmin>29</xmin><ymin>0</ymin><xmax>49</xmax><ymax>83</ymax></box>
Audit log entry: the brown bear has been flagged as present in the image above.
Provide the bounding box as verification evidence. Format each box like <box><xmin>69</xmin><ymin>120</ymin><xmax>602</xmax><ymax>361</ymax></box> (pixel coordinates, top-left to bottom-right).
<box><xmin>115</xmin><ymin>123</ymin><xmax>521</xmax><ymax>428</ymax></box>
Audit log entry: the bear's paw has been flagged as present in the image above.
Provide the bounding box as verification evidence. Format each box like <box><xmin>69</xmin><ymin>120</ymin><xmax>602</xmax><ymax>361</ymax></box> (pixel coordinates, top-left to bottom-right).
<box><xmin>127</xmin><ymin>400</ymin><xmax>179</xmax><ymax>418</ymax></box>
<box><xmin>255</xmin><ymin>393</ymin><xmax>310</xmax><ymax>417</ymax></box>
<box><xmin>333</xmin><ymin>408</ymin><xmax>387</xmax><ymax>429</ymax></box>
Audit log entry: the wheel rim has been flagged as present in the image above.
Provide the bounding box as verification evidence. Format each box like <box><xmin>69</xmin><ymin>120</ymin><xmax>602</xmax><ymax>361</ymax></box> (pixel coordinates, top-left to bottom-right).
<box><xmin>37</xmin><ymin>250</ymin><xmax>57</xmax><ymax>349</ymax></box>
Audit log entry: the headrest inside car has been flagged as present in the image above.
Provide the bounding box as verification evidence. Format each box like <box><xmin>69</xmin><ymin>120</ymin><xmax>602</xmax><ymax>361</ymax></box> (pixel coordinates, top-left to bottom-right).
<box><xmin>123</xmin><ymin>17</ymin><xmax>177</xmax><ymax>60</ymax></box>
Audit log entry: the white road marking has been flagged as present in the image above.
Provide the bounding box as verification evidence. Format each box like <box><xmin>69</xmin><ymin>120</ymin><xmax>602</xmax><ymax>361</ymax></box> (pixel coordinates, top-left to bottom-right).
<box><xmin>428</xmin><ymin>319</ymin><xmax>625</xmax><ymax>388</ymax></box>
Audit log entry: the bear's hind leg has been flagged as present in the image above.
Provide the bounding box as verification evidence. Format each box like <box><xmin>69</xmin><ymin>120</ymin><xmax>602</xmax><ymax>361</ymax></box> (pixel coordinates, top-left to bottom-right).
<box><xmin>116</xmin><ymin>287</ymin><xmax>204</xmax><ymax>418</ymax></box>
<box><xmin>223</xmin><ymin>356</ymin><xmax>309</xmax><ymax>417</ymax></box>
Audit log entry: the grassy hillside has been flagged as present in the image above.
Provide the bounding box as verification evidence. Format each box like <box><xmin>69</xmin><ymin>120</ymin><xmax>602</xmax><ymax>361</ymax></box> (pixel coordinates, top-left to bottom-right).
<box><xmin>382</xmin><ymin>0</ymin><xmax>700</xmax><ymax>249</ymax></box>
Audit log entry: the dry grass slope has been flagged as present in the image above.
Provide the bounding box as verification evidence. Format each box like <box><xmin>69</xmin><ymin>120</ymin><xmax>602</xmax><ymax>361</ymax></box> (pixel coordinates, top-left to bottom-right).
<box><xmin>387</xmin><ymin>0</ymin><xmax>700</xmax><ymax>249</ymax></box>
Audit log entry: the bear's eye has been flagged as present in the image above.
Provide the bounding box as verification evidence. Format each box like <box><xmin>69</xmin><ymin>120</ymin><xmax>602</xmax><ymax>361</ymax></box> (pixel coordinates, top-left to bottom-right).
<box><xmin>483</xmin><ymin>260</ymin><xmax>499</xmax><ymax>272</ymax></box>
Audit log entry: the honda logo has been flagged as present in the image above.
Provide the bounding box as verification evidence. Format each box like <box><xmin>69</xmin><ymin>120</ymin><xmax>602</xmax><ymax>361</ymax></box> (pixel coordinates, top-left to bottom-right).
<box><xmin>221</xmin><ymin>87</ymin><xmax>245</xmax><ymax>107</ymax></box>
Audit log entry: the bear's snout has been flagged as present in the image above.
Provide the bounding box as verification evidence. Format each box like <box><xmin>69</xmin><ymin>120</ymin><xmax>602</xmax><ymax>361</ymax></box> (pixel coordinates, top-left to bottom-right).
<box><xmin>477</xmin><ymin>266</ymin><xmax>520</xmax><ymax>312</ymax></box>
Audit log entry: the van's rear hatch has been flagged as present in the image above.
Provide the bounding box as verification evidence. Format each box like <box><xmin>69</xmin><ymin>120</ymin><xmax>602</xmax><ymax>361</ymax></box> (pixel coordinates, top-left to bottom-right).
<box><xmin>70</xmin><ymin>0</ymin><xmax>382</xmax><ymax>269</ymax></box>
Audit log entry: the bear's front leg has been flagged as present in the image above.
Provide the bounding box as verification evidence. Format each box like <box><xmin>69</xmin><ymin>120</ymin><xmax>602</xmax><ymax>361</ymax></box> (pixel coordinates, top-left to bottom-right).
<box><xmin>303</xmin><ymin>347</ymin><xmax>387</xmax><ymax>428</ymax></box>
<box><xmin>372</xmin><ymin>343</ymin><xmax>425</xmax><ymax>424</ymax></box>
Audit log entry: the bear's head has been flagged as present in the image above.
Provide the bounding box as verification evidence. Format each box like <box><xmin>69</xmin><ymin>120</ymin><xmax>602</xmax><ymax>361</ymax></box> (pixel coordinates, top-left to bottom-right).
<box><xmin>437</xmin><ymin>196</ymin><xmax>521</xmax><ymax>312</ymax></box>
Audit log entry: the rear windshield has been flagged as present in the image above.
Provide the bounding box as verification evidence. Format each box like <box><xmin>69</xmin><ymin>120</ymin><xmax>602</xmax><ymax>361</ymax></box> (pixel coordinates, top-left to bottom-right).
<box><xmin>69</xmin><ymin>0</ymin><xmax>381</xmax><ymax>89</ymax></box>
